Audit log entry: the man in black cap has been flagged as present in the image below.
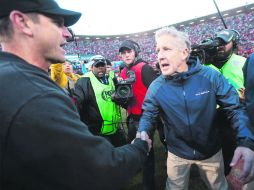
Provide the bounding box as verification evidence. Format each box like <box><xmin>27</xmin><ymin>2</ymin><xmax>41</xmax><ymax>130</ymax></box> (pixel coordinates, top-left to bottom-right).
<box><xmin>74</xmin><ymin>55</ymin><xmax>126</xmax><ymax>147</ymax></box>
<box><xmin>119</xmin><ymin>40</ymin><xmax>158</xmax><ymax>190</ymax></box>
<box><xmin>204</xmin><ymin>29</ymin><xmax>247</xmax><ymax>176</ymax></box>
<box><xmin>206</xmin><ymin>29</ymin><xmax>245</xmax><ymax>95</ymax></box>
<box><xmin>0</xmin><ymin>0</ymin><xmax>151</xmax><ymax>189</ymax></box>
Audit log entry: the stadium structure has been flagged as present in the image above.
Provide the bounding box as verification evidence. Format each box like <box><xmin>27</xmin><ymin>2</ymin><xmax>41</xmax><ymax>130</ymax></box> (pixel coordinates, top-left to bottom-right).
<box><xmin>64</xmin><ymin>2</ymin><xmax>254</xmax><ymax>71</ymax></box>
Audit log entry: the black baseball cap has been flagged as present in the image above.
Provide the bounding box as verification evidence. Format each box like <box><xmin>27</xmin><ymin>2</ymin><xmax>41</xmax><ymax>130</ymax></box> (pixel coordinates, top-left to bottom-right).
<box><xmin>215</xmin><ymin>29</ymin><xmax>235</xmax><ymax>44</ymax></box>
<box><xmin>119</xmin><ymin>40</ymin><xmax>136</xmax><ymax>53</ymax></box>
<box><xmin>89</xmin><ymin>55</ymin><xmax>107</xmax><ymax>67</ymax></box>
<box><xmin>0</xmin><ymin>0</ymin><xmax>82</xmax><ymax>27</ymax></box>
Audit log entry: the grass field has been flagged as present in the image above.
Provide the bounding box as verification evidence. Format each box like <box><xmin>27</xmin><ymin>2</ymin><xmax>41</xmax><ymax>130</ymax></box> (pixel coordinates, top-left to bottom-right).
<box><xmin>121</xmin><ymin>130</ymin><xmax>209</xmax><ymax>190</ymax></box>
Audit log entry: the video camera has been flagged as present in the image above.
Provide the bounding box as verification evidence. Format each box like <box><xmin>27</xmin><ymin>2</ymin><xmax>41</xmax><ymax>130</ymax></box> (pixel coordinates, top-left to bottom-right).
<box><xmin>191</xmin><ymin>38</ymin><xmax>226</xmax><ymax>64</ymax></box>
<box><xmin>112</xmin><ymin>70</ymin><xmax>136</xmax><ymax>105</ymax></box>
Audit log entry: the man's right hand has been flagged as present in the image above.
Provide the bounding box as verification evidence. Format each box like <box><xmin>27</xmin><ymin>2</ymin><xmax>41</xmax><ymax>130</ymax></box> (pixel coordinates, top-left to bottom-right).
<box><xmin>135</xmin><ymin>131</ymin><xmax>152</xmax><ymax>153</ymax></box>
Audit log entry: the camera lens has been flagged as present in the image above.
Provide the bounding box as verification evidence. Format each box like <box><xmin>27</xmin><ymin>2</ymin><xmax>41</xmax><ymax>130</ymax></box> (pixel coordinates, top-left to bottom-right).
<box><xmin>117</xmin><ymin>85</ymin><xmax>131</xmax><ymax>98</ymax></box>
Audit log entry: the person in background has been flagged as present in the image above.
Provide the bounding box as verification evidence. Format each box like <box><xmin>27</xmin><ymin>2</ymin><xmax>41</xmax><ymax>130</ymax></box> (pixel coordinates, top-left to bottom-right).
<box><xmin>81</xmin><ymin>59</ymin><xmax>88</xmax><ymax>74</ymax></box>
<box><xmin>51</xmin><ymin>60</ymin><xmax>80</xmax><ymax>99</ymax></box>
<box><xmin>119</xmin><ymin>39</ymin><xmax>158</xmax><ymax>190</ymax></box>
<box><xmin>74</xmin><ymin>55</ymin><xmax>126</xmax><ymax>147</ymax></box>
<box><xmin>0</xmin><ymin>0</ymin><xmax>152</xmax><ymax>189</ymax></box>
<box><xmin>106</xmin><ymin>58</ymin><xmax>113</xmax><ymax>74</ymax></box>
<box><xmin>206</xmin><ymin>29</ymin><xmax>245</xmax><ymax>98</ymax></box>
<box><xmin>138</xmin><ymin>26</ymin><xmax>254</xmax><ymax>190</ymax></box>
<box><xmin>205</xmin><ymin>29</ymin><xmax>246</xmax><ymax>176</ymax></box>
<box><xmin>105</xmin><ymin>58</ymin><xmax>118</xmax><ymax>84</ymax></box>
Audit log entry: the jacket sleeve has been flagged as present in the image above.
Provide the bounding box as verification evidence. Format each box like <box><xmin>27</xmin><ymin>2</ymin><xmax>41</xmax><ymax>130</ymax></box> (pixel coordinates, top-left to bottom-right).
<box><xmin>7</xmin><ymin>91</ymin><xmax>148</xmax><ymax>189</ymax></box>
<box><xmin>50</xmin><ymin>63</ymin><xmax>68</xmax><ymax>88</ymax></box>
<box><xmin>141</xmin><ymin>64</ymin><xmax>158</xmax><ymax>88</ymax></box>
<box><xmin>214</xmin><ymin>71</ymin><xmax>254</xmax><ymax>150</ymax></box>
<box><xmin>73</xmin><ymin>77</ymin><xmax>89</xmax><ymax>117</ymax></box>
<box><xmin>243</xmin><ymin>54</ymin><xmax>254</xmax><ymax>128</ymax></box>
<box><xmin>138</xmin><ymin>82</ymin><xmax>160</xmax><ymax>135</ymax></box>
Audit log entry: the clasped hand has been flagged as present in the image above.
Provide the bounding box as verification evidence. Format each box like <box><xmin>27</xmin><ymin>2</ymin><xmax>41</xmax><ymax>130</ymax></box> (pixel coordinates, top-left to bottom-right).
<box><xmin>135</xmin><ymin>131</ymin><xmax>152</xmax><ymax>153</ymax></box>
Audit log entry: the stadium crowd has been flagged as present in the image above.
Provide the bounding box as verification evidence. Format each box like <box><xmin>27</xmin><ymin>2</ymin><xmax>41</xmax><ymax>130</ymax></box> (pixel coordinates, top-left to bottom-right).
<box><xmin>63</xmin><ymin>10</ymin><xmax>254</xmax><ymax>67</ymax></box>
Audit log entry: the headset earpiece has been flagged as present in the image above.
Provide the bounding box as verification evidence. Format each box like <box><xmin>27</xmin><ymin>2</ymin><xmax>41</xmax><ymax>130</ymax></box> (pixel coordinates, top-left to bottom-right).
<box><xmin>229</xmin><ymin>29</ymin><xmax>240</xmax><ymax>49</ymax></box>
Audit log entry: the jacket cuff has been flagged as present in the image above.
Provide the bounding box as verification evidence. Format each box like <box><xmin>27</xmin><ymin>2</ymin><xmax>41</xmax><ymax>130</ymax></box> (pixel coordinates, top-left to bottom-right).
<box><xmin>133</xmin><ymin>138</ymin><xmax>149</xmax><ymax>153</ymax></box>
<box><xmin>237</xmin><ymin>138</ymin><xmax>254</xmax><ymax>151</ymax></box>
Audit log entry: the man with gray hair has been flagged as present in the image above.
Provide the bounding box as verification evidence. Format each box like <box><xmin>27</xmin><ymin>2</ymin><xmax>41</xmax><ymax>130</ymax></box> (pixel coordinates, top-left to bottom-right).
<box><xmin>0</xmin><ymin>0</ymin><xmax>151</xmax><ymax>189</ymax></box>
<box><xmin>138</xmin><ymin>26</ymin><xmax>254</xmax><ymax>189</ymax></box>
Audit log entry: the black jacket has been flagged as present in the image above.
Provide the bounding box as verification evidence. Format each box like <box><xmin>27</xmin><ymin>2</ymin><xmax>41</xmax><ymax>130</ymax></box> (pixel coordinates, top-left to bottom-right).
<box><xmin>74</xmin><ymin>76</ymin><xmax>104</xmax><ymax>135</ymax></box>
<box><xmin>0</xmin><ymin>52</ymin><xmax>148</xmax><ymax>190</ymax></box>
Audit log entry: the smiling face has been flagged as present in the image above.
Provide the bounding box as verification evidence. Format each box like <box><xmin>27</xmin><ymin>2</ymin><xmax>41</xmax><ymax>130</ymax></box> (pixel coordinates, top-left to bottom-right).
<box><xmin>5</xmin><ymin>11</ymin><xmax>73</xmax><ymax>71</ymax></box>
<box><xmin>156</xmin><ymin>34</ymin><xmax>189</xmax><ymax>76</ymax></box>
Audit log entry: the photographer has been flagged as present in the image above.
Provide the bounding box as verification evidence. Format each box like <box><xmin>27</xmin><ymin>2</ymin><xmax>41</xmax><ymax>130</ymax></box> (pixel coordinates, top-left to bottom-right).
<box><xmin>74</xmin><ymin>55</ymin><xmax>126</xmax><ymax>147</ymax></box>
<box><xmin>119</xmin><ymin>40</ymin><xmax>157</xmax><ymax>190</ymax></box>
<box><xmin>202</xmin><ymin>29</ymin><xmax>247</xmax><ymax>177</ymax></box>
<box><xmin>205</xmin><ymin>29</ymin><xmax>246</xmax><ymax>97</ymax></box>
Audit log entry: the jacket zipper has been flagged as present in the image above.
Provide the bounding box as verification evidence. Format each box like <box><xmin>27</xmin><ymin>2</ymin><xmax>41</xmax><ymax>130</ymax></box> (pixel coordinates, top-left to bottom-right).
<box><xmin>182</xmin><ymin>85</ymin><xmax>196</xmax><ymax>157</ymax></box>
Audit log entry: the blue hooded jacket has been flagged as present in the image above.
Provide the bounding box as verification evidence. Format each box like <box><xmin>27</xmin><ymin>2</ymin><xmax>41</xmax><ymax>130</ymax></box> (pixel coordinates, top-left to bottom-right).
<box><xmin>243</xmin><ymin>53</ymin><xmax>254</xmax><ymax>128</ymax></box>
<box><xmin>139</xmin><ymin>57</ymin><xmax>254</xmax><ymax>160</ymax></box>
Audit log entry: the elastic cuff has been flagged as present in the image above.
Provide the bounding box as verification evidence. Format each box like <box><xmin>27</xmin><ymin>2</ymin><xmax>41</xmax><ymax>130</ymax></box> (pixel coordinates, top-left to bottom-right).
<box><xmin>237</xmin><ymin>138</ymin><xmax>254</xmax><ymax>151</ymax></box>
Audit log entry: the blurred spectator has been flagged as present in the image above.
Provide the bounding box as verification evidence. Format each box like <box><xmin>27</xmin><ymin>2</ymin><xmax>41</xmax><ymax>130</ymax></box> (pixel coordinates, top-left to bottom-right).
<box><xmin>63</xmin><ymin>11</ymin><xmax>254</xmax><ymax>64</ymax></box>
<box><xmin>81</xmin><ymin>59</ymin><xmax>88</xmax><ymax>74</ymax></box>
<box><xmin>51</xmin><ymin>60</ymin><xmax>81</xmax><ymax>99</ymax></box>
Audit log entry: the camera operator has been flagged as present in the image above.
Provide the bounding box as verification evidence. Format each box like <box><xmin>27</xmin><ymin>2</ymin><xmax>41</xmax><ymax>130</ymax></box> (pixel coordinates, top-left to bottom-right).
<box><xmin>205</xmin><ymin>29</ymin><xmax>246</xmax><ymax>97</ymax></box>
<box><xmin>74</xmin><ymin>55</ymin><xmax>126</xmax><ymax>147</ymax></box>
<box><xmin>203</xmin><ymin>29</ymin><xmax>247</xmax><ymax>178</ymax></box>
<box><xmin>118</xmin><ymin>40</ymin><xmax>157</xmax><ymax>190</ymax></box>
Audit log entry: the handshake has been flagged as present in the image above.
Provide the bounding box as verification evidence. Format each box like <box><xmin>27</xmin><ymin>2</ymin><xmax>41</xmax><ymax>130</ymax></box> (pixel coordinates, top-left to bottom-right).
<box><xmin>134</xmin><ymin>131</ymin><xmax>152</xmax><ymax>154</ymax></box>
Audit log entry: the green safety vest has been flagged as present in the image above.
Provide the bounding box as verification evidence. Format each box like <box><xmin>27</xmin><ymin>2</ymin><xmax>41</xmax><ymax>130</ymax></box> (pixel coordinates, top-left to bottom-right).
<box><xmin>87</xmin><ymin>72</ymin><xmax>121</xmax><ymax>135</ymax></box>
<box><xmin>206</xmin><ymin>53</ymin><xmax>246</xmax><ymax>91</ymax></box>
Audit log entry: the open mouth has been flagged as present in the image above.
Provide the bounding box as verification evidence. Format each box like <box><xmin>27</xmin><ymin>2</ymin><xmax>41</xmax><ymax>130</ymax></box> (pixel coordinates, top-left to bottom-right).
<box><xmin>161</xmin><ymin>63</ymin><xmax>170</xmax><ymax>68</ymax></box>
<box><xmin>60</xmin><ymin>43</ymin><xmax>66</xmax><ymax>48</ymax></box>
<box><xmin>60</xmin><ymin>41</ymin><xmax>68</xmax><ymax>48</ymax></box>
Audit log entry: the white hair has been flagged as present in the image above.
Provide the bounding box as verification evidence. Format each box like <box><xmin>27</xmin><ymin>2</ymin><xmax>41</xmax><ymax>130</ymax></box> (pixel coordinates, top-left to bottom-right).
<box><xmin>155</xmin><ymin>26</ymin><xmax>191</xmax><ymax>52</ymax></box>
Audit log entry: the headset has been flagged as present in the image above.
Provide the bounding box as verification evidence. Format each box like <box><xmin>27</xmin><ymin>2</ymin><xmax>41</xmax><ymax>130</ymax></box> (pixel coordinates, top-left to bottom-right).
<box><xmin>129</xmin><ymin>40</ymin><xmax>141</xmax><ymax>55</ymax></box>
<box><xmin>121</xmin><ymin>40</ymin><xmax>141</xmax><ymax>57</ymax></box>
<box><xmin>229</xmin><ymin>29</ymin><xmax>240</xmax><ymax>49</ymax></box>
<box><xmin>216</xmin><ymin>29</ymin><xmax>240</xmax><ymax>50</ymax></box>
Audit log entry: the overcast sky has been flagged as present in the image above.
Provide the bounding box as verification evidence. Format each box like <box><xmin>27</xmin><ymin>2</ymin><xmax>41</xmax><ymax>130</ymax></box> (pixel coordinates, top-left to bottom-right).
<box><xmin>56</xmin><ymin>0</ymin><xmax>254</xmax><ymax>35</ymax></box>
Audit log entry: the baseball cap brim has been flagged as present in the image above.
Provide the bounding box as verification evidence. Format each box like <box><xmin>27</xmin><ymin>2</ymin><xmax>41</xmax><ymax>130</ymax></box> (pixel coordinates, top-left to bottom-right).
<box><xmin>119</xmin><ymin>46</ymin><xmax>132</xmax><ymax>53</ymax></box>
<box><xmin>215</xmin><ymin>30</ymin><xmax>234</xmax><ymax>44</ymax></box>
<box><xmin>215</xmin><ymin>34</ymin><xmax>233</xmax><ymax>44</ymax></box>
<box><xmin>93</xmin><ymin>61</ymin><xmax>106</xmax><ymax>67</ymax></box>
<box><xmin>40</xmin><ymin>8</ymin><xmax>81</xmax><ymax>27</ymax></box>
<box><xmin>119</xmin><ymin>41</ymin><xmax>135</xmax><ymax>52</ymax></box>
